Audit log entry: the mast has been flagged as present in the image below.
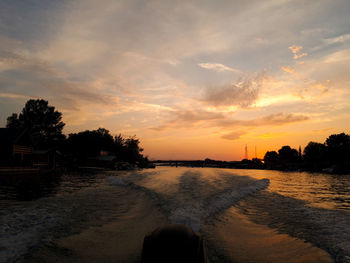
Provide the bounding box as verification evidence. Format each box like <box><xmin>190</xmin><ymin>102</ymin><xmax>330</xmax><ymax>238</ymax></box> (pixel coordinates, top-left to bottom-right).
<box><xmin>255</xmin><ymin>145</ymin><xmax>257</xmax><ymax>159</ymax></box>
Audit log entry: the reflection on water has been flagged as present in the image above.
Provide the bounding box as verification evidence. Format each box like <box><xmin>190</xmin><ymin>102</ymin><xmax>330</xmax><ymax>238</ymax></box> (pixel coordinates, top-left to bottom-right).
<box><xmin>204</xmin><ymin>206</ymin><xmax>332</xmax><ymax>263</ymax></box>
<box><xmin>0</xmin><ymin>172</ymin><xmax>106</xmax><ymax>209</ymax></box>
<box><xmin>226</xmin><ymin>169</ymin><xmax>350</xmax><ymax>210</ymax></box>
<box><xmin>1</xmin><ymin>167</ymin><xmax>350</xmax><ymax>263</ymax></box>
<box><xmin>1</xmin><ymin>168</ymin><xmax>349</xmax><ymax>211</ymax></box>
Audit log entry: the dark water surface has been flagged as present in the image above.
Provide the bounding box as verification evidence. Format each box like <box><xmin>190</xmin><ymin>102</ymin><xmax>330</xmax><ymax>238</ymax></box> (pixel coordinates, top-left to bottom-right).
<box><xmin>1</xmin><ymin>167</ymin><xmax>349</xmax><ymax>263</ymax></box>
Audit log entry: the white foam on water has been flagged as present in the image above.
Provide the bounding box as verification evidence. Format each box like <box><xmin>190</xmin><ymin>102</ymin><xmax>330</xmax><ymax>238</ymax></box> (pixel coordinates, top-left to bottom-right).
<box><xmin>1</xmin><ymin>203</ymin><xmax>68</xmax><ymax>263</ymax></box>
<box><xmin>169</xmin><ymin>179</ymin><xmax>269</xmax><ymax>231</ymax></box>
<box><xmin>106</xmin><ymin>170</ymin><xmax>270</xmax><ymax>231</ymax></box>
<box><xmin>0</xmin><ymin>186</ymin><xmax>127</xmax><ymax>263</ymax></box>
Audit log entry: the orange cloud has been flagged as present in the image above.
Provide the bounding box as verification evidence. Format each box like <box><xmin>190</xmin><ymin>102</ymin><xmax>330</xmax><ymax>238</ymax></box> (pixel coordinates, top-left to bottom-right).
<box><xmin>288</xmin><ymin>45</ymin><xmax>303</xmax><ymax>53</ymax></box>
<box><xmin>293</xmin><ymin>53</ymin><xmax>308</xmax><ymax>59</ymax></box>
<box><xmin>216</xmin><ymin>113</ymin><xmax>309</xmax><ymax>128</ymax></box>
<box><xmin>152</xmin><ymin>110</ymin><xmax>309</xmax><ymax>131</ymax></box>
<box><xmin>281</xmin><ymin>66</ymin><xmax>295</xmax><ymax>74</ymax></box>
<box><xmin>221</xmin><ymin>130</ymin><xmax>246</xmax><ymax>140</ymax></box>
<box><xmin>288</xmin><ymin>45</ymin><xmax>307</xmax><ymax>59</ymax></box>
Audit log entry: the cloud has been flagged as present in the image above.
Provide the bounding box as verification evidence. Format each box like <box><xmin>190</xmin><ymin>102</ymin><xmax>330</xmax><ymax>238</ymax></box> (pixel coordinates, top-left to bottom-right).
<box><xmin>310</xmin><ymin>34</ymin><xmax>350</xmax><ymax>53</ymax></box>
<box><xmin>152</xmin><ymin>109</ymin><xmax>309</xmax><ymax>132</ymax></box>
<box><xmin>257</xmin><ymin>112</ymin><xmax>309</xmax><ymax>125</ymax></box>
<box><xmin>0</xmin><ymin>71</ymin><xmax>114</xmax><ymax>109</ymax></box>
<box><xmin>151</xmin><ymin>109</ymin><xmax>225</xmax><ymax>131</ymax></box>
<box><xmin>175</xmin><ymin>110</ymin><xmax>225</xmax><ymax>122</ymax></box>
<box><xmin>0</xmin><ymin>35</ymin><xmax>22</xmax><ymax>51</ymax></box>
<box><xmin>288</xmin><ymin>45</ymin><xmax>303</xmax><ymax>54</ymax></box>
<box><xmin>323</xmin><ymin>34</ymin><xmax>350</xmax><ymax>46</ymax></box>
<box><xmin>202</xmin><ymin>73</ymin><xmax>264</xmax><ymax>107</ymax></box>
<box><xmin>0</xmin><ymin>0</ymin><xmax>348</xmax><ymax>151</ymax></box>
<box><xmin>0</xmin><ymin>50</ymin><xmax>117</xmax><ymax>111</ymax></box>
<box><xmin>216</xmin><ymin>112</ymin><xmax>309</xmax><ymax>128</ymax></box>
<box><xmin>198</xmin><ymin>62</ymin><xmax>241</xmax><ymax>73</ymax></box>
<box><xmin>281</xmin><ymin>66</ymin><xmax>295</xmax><ymax>74</ymax></box>
<box><xmin>293</xmin><ymin>53</ymin><xmax>308</xmax><ymax>59</ymax></box>
<box><xmin>221</xmin><ymin>131</ymin><xmax>246</xmax><ymax>140</ymax></box>
<box><xmin>0</xmin><ymin>93</ymin><xmax>30</xmax><ymax>99</ymax></box>
<box><xmin>0</xmin><ymin>51</ymin><xmax>66</xmax><ymax>77</ymax></box>
<box><xmin>288</xmin><ymin>45</ymin><xmax>307</xmax><ymax>59</ymax></box>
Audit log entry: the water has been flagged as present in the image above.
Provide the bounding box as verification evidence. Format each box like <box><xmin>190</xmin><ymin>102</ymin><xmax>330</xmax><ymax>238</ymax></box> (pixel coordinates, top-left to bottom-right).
<box><xmin>0</xmin><ymin>167</ymin><xmax>349</xmax><ymax>263</ymax></box>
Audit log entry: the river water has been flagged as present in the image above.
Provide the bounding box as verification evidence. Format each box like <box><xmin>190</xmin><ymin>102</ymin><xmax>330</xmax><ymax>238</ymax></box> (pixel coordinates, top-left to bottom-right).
<box><xmin>1</xmin><ymin>167</ymin><xmax>349</xmax><ymax>263</ymax></box>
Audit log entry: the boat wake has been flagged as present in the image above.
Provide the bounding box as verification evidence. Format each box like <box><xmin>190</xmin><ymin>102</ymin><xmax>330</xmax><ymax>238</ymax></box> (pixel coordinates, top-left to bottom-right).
<box><xmin>106</xmin><ymin>169</ymin><xmax>269</xmax><ymax>231</ymax></box>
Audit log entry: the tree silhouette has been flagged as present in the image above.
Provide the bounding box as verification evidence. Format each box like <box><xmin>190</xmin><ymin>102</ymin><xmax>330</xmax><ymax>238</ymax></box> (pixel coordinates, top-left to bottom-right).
<box><xmin>6</xmin><ymin>99</ymin><xmax>65</xmax><ymax>147</ymax></box>
<box><xmin>114</xmin><ymin>134</ymin><xmax>125</xmax><ymax>158</ymax></box>
<box><xmin>6</xmin><ymin>113</ymin><xmax>22</xmax><ymax>129</ymax></box>
<box><xmin>123</xmin><ymin>136</ymin><xmax>144</xmax><ymax>164</ymax></box>
<box><xmin>66</xmin><ymin>129</ymin><xmax>146</xmax><ymax>166</ymax></box>
<box><xmin>3</xmin><ymin>100</ymin><xmax>150</xmax><ymax>168</ymax></box>
<box><xmin>278</xmin><ymin>146</ymin><xmax>298</xmax><ymax>163</ymax></box>
<box><xmin>277</xmin><ymin>146</ymin><xmax>299</xmax><ymax>170</ymax></box>
<box><xmin>263</xmin><ymin>151</ymin><xmax>279</xmax><ymax>167</ymax></box>
<box><xmin>66</xmin><ymin>128</ymin><xmax>114</xmax><ymax>163</ymax></box>
<box><xmin>303</xmin><ymin>142</ymin><xmax>326</xmax><ymax>171</ymax></box>
<box><xmin>325</xmin><ymin>133</ymin><xmax>350</xmax><ymax>171</ymax></box>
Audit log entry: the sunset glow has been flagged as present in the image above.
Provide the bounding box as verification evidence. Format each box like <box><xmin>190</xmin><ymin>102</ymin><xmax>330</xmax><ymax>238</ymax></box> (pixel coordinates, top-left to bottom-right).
<box><xmin>1</xmin><ymin>0</ymin><xmax>349</xmax><ymax>160</ymax></box>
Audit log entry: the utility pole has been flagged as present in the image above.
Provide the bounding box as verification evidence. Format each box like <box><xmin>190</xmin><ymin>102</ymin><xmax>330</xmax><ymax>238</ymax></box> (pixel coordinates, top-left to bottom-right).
<box><xmin>255</xmin><ymin>145</ymin><xmax>257</xmax><ymax>159</ymax></box>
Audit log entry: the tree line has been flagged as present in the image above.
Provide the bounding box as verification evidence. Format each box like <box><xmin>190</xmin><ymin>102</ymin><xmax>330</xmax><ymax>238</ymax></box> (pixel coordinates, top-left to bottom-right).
<box><xmin>5</xmin><ymin>99</ymin><xmax>349</xmax><ymax>173</ymax></box>
<box><xmin>264</xmin><ymin>133</ymin><xmax>350</xmax><ymax>174</ymax></box>
<box><xmin>6</xmin><ymin>99</ymin><xmax>148</xmax><ymax>167</ymax></box>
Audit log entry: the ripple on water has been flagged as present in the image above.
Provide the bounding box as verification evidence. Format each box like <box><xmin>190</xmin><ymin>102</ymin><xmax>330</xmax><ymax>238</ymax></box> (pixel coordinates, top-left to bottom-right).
<box><xmin>1</xmin><ymin>167</ymin><xmax>350</xmax><ymax>263</ymax></box>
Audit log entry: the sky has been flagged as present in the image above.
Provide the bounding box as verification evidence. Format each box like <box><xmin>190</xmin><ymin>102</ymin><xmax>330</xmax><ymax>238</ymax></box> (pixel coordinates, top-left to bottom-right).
<box><xmin>0</xmin><ymin>0</ymin><xmax>350</xmax><ymax>160</ymax></box>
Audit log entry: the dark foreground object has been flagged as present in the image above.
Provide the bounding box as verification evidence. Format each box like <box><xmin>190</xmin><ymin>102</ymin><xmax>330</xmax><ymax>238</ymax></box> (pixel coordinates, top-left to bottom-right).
<box><xmin>141</xmin><ymin>224</ymin><xmax>207</xmax><ymax>263</ymax></box>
